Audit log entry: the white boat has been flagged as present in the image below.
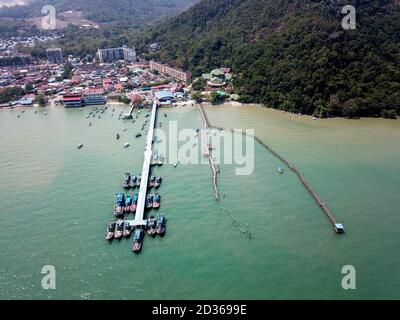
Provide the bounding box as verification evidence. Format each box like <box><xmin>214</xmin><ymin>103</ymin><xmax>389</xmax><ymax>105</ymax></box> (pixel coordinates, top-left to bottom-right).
<box><xmin>277</xmin><ymin>166</ymin><xmax>284</xmax><ymax>174</ymax></box>
<box><xmin>77</xmin><ymin>143</ymin><xmax>83</xmax><ymax>149</ymax></box>
<box><xmin>124</xmin><ymin>143</ymin><xmax>130</xmax><ymax>148</ymax></box>
<box><xmin>173</xmin><ymin>161</ymin><xmax>178</xmax><ymax>168</ymax></box>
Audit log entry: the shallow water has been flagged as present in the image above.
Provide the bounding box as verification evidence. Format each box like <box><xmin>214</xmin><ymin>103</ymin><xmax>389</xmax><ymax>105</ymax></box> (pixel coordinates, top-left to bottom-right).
<box><xmin>0</xmin><ymin>104</ymin><xmax>399</xmax><ymax>299</ymax></box>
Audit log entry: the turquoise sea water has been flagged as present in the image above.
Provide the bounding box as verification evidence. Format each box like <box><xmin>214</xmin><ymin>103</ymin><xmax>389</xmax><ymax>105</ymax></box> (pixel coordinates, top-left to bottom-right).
<box><xmin>0</xmin><ymin>104</ymin><xmax>399</xmax><ymax>299</ymax></box>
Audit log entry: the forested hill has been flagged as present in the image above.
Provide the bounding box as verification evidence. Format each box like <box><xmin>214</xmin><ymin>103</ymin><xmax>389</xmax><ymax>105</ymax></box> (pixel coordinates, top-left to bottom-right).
<box><xmin>0</xmin><ymin>0</ymin><xmax>200</xmax><ymax>24</ymax></box>
<box><xmin>136</xmin><ymin>0</ymin><xmax>400</xmax><ymax>118</ymax></box>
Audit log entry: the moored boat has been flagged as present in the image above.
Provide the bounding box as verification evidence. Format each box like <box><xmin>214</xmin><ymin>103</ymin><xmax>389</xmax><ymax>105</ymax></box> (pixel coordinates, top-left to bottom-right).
<box><xmin>131</xmin><ymin>193</ymin><xmax>139</xmax><ymax>212</ymax></box>
<box><xmin>124</xmin><ymin>195</ymin><xmax>132</xmax><ymax>212</ymax></box>
<box><xmin>147</xmin><ymin>218</ymin><xmax>157</xmax><ymax>236</ymax></box>
<box><xmin>129</xmin><ymin>175</ymin><xmax>137</xmax><ymax>188</ymax></box>
<box><xmin>154</xmin><ymin>176</ymin><xmax>162</xmax><ymax>188</ymax></box>
<box><xmin>105</xmin><ymin>221</ymin><xmax>116</xmax><ymax>241</ymax></box>
<box><xmin>153</xmin><ymin>194</ymin><xmax>161</xmax><ymax>209</ymax></box>
<box><xmin>151</xmin><ymin>154</ymin><xmax>158</xmax><ymax>166</ymax></box>
<box><xmin>155</xmin><ymin>215</ymin><xmax>166</xmax><ymax>235</ymax></box>
<box><xmin>157</xmin><ymin>154</ymin><xmax>165</xmax><ymax>166</ymax></box>
<box><xmin>149</xmin><ymin>176</ymin><xmax>156</xmax><ymax>188</ymax></box>
<box><xmin>123</xmin><ymin>220</ymin><xmax>132</xmax><ymax>237</ymax></box>
<box><xmin>132</xmin><ymin>228</ymin><xmax>144</xmax><ymax>253</ymax></box>
<box><xmin>122</xmin><ymin>173</ymin><xmax>131</xmax><ymax>189</ymax></box>
<box><xmin>114</xmin><ymin>192</ymin><xmax>125</xmax><ymax>217</ymax></box>
<box><xmin>114</xmin><ymin>219</ymin><xmax>124</xmax><ymax>239</ymax></box>
<box><xmin>136</xmin><ymin>175</ymin><xmax>142</xmax><ymax>187</ymax></box>
<box><xmin>146</xmin><ymin>194</ymin><xmax>154</xmax><ymax>209</ymax></box>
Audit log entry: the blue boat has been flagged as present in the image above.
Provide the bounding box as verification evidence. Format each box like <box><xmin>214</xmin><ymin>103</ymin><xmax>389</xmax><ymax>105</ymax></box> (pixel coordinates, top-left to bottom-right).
<box><xmin>147</xmin><ymin>194</ymin><xmax>154</xmax><ymax>209</ymax></box>
<box><xmin>156</xmin><ymin>215</ymin><xmax>166</xmax><ymax>235</ymax></box>
<box><xmin>124</xmin><ymin>195</ymin><xmax>132</xmax><ymax>212</ymax></box>
<box><xmin>132</xmin><ymin>228</ymin><xmax>144</xmax><ymax>253</ymax></box>
<box><xmin>129</xmin><ymin>175</ymin><xmax>137</xmax><ymax>188</ymax></box>
<box><xmin>153</xmin><ymin>194</ymin><xmax>161</xmax><ymax>209</ymax></box>
<box><xmin>131</xmin><ymin>193</ymin><xmax>139</xmax><ymax>212</ymax></box>
<box><xmin>114</xmin><ymin>193</ymin><xmax>125</xmax><ymax>217</ymax></box>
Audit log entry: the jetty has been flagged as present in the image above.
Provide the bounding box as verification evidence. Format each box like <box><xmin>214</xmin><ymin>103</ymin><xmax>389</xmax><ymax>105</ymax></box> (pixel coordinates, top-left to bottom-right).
<box><xmin>198</xmin><ymin>104</ymin><xmax>220</xmax><ymax>200</ymax></box>
<box><xmin>130</xmin><ymin>101</ymin><xmax>158</xmax><ymax>227</ymax></box>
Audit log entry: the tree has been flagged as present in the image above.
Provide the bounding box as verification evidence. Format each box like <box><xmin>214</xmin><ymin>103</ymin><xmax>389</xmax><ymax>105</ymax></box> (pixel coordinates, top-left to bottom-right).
<box><xmin>34</xmin><ymin>94</ymin><xmax>48</xmax><ymax>106</ymax></box>
<box><xmin>191</xmin><ymin>92</ymin><xmax>204</xmax><ymax>103</ymax></box>
<box><xmin>192</xmin><ymin>77</ymin><xmax>207</xmax><ymax>91</ymax></box>
<box><xmin>210</xmin><ymin>92</ymin><xmax>227</xmax><ymax>105</ymax></box>
<box><xmin>118</xmin><ymin>95</ymin><xmax>130</xmax><ymax>104</ymax></box>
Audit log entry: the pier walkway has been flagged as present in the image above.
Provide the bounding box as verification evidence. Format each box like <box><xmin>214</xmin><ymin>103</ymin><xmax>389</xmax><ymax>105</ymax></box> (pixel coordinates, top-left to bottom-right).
<box><xmin>130</xmin><ymin>101</ymin><xmax>158</xmax><ymax>227</ymax></box>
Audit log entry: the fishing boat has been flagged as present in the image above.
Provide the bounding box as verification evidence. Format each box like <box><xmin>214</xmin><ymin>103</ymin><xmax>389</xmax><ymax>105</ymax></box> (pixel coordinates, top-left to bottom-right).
<box><xmin>154</xmin><ymin>176</ymin><xmax>162</xmax><ymax>189</ymax></box>
<box><xmin>173</xmin><ymin>161</ymin><xmax>178</xmax><ymax>168</ymax></box>
<box><xmin>116</xmin><ymin>133</ymin><xmax>120</xmax><ymax>140</ymax></box>
<box><xmin>157</xmin><ymin>155</ymin><xmax>165</xmax><ymax>166</ymax></box>
<box><xmin>129</xmin><ymin>175</ymin><xmax>137</xmax><ymax>188</ymax></box>
<box><xmin>122</xmin><ymin>173</ymin><xmax>131</xmax><ymax>189</ymax></box>
<box><xmin>155</xmin><ymin>215</ymin><xmax>166</xmax><ymax>235</ymax></box>
<box><xmin>124</xmin><ymin>195</ymin><xmax>133</xmax><ymax>212</ymax></box>
<box><xmin>153</xmin><ymin>194</ymin><xmax>161</xmax><ymax>209</ymax></box>
<box><xmin>114</xmin><ymin>193</ymin><xmax>125</xmax><ymax>217</ymax></box>
<box><xmin>135</xmin><ymin>133</ymin><xmax>142</xmax><ymax>138</ymax></box>
<box><xmin>277</xmin><ymin>166</ymin><xmax>284</xmax><ymax>174</ymax></box>
<box><xmin>146</xmin><ymin>194</ymin><xmax>154</xmax><ymax>209</ymax></box>
<box><xmin>114</xmin><ymin>219</ymin><xmax>124</xmax><ymax>239</ymax></box>
<box><xmin>124</xmin><ymin>143</ymin><xmax>130</xmax><ymax>148</ymax></box>
<box><xmin>136</xmin><ymin>175</ymin><xmax>142</xmax><ymax>187</ymax></box>
<box><xmin>77</xmin><ymin>143</ymin><xmax>83</xmax><ymax>149</ymax></box>
<box><xmin>131</xmin><ymin>193</ymin><xmax>139</xmax><ymax>212</ymax></box>
<box><xmin>149</xmin><ymin>176</ymin><xmax>156</xmax><ymax>188</ymax></box>
<box><xmin>132</xmin><ymin>228</ymin><xmax>144</xmax><ymax>253</ymax></box>
<box><xmin>105</xmin><ymin>221</ymin><xmax>116</xmax><ymax>241</ymax></box>
<box><xmin>146</xmin><ymin>218</ymin><xmax>157</xmax><ymax>237</ymax></box>
<box><xmin>123</xmin><ymin>221</ymin><xmax>132</xmax><ymax>237</ymax></box>
<box><xmin>151</xmin><ymin>154</ymin><xmax>158</xmax><ymax>166</ymax></box>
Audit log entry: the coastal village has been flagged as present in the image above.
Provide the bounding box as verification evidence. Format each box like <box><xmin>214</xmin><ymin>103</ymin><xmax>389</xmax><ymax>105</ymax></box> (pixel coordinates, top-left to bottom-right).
<box><xmin>0</xmin><ymin>41</ymin><xmax>239</xmax><ymax>109</ymax></box>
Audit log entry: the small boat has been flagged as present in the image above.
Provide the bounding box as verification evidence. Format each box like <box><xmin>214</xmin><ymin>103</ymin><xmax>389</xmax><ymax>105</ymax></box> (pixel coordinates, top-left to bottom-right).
<box><xmin>123</xmin><ymin>129</ymin><xmax>127</xmax><ymax>132</ymax></box>
<box><xmin>153</xmin><ymin>194</ymin><xmax>161</xmax><ymax>209</ymax></box>
<box><xmin>135</xmin><ymin>133</ymin><xmax>142</xmax><ymax>138</ymax></box>
<box><xmin>149</xmin><ymin>176</ymin><xmax>156</xmax><ymax>188</ymax></box>
<box><xmin>157</xmin><ymin>155</ymin><xmax>165</xmax><ymax>166</ymax></box>
<box><xmin>132</xmin><ymin>228</ymin><xmax>144</xmax><ymax>253</ymax></box>
<box><xmin>77</xmin><ymin>143</ymin><xmax>83</xmax><ymax>149</ymax></box>
<box><xmin>124</xmin><ymin>143</ymin><xmax>130</xmax><ymax>148</ymax></box>
<box><xmin>131</xmin><ymin>193</ymin><xmax>139</xmax><ymax>212</ymax></box>
<box><xmin>123</xmin><ymin>221</ymin><xmax>132</xmax><ymax>237</ymax></box>
<box><xmin>44</xmin><ymin>112</ymin><xmax>47</xmax><ymax>115</ymax></box>
<box><xmin>114</xmin><ymin>219</ymin><xmax>124</xmax><ymax>239</ymax></box>
<box><xmin>151</xmin><ymin>154</ymin><xmax>158</xmax><ymax>166</ymax></box>
<box><xmin>164</xmin><ymin>113</ymin><xmax>167</xmax><ymax>118</ymax></box>
<box><xmin>146</xmin><ymin>194</ymin><xmax>154</xmax><ymax>209</ymax></box>
<box><xmin>114</xmin><ymin>193</ymin><xmax>125</xmax><ymax>217</ymax></box>
<box><xmin>154</xmin><ymin>176</ymin><xmax>162</xmax><ymax>189</ymax></box>
<box><xmin>277</xmin><ymin>167</ymin><xmax>284</xmax><ymax>174</ymax></box>
<box><xmin>116</xmin><ymin>133</ymin><xmax>120</xmax><ymax>140</ymax></box>
<box><xmin>136</xmin><ymin>175</ymin><xmax>142</xmax><ymax>187</ymax></box>
<box><xmin>122</xmin><ymin>173</ymin><xmax>131</xmax><ymax>189</ymax></box>
<box><xmin>155</xmin><ymin>215</ymin><xmax>166</xmax><ymax>235</ymax></box>
<box><xmin>124</xmin><ymin>195</ymin><xmax>133</xmax><ymax>212</ymax></box>
<box><xmin>173</xmin><ymin>161</ymin><xmax>178</xmax><ymax>168</ymax></box>
<box><xmin>147</xmin><ymin>219</ymin><xmax>157</xmax><ymax>237</ymax></box>
<box><xmin>89</xmin><ymin>122</ymin><xmax>92</xmax><ymax>127</ymax></box>
<box><xmin>105</xmin><ymin>221</ymin><xmax>116</xmax><ymax>241</ymax></box>
<box><xmin>129</xmin><ymin>175</ymin><xmax>137</xmax><ymax>188</ymax></box>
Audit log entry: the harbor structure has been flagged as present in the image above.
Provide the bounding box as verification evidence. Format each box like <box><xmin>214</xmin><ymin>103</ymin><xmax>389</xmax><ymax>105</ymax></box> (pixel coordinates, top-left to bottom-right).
<box><xmin>97</xmin><ymin>46</ymin><xmax>137</xmax><ymax>63</ymax></box>
<box><xmin>83</xmin><ymin>89</ymin><xmax>107</xmax><ymax>105</ymax></box>
<box><xmin>46</xmin><ymin>47</ymin><xmax>63</xmax><ymax>64</ymax></box>
<box><xmin>63</xmin><ymin>93</ymin><xmax>83</xmax><ymax>108</ymax></box>
<box><xmin>149</xmin><ymin>61</ymin><xmax>191</xmax><ymax>83</ymax></box>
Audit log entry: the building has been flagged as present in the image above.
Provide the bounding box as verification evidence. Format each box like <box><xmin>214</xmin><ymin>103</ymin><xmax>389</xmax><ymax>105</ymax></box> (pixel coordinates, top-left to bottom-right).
<box><xmin>83</xmin><ymin>89</ymin><xmax>106</xmax><ymax>105</ymax></box>
<box><xmin>63</xmin><ymin>94</ymin><xmax>83</xmax><ymax>108</ymax></box>
<box><xmin>202</xmin><ymin>68</ymin><xmax>233</xmax><ymax>87</ymax></box>
<box><xmin>149</xmin><ymin>61</ymin><xmax>192</xmax><ymax>83</ymax></box>
<box><xmin>97</xmin><ymin>47</ymin><xmax>136</xmax><ymax>63</ymax></box>
<box><xmin>46</xmin><ymin>48</ymin><xmax>63</xmax><ymax>64</ymax></box>
<box><xmin>154</xmin><ymin>90</ymin><xmax>176</xmax><ymax>105</ymax></box>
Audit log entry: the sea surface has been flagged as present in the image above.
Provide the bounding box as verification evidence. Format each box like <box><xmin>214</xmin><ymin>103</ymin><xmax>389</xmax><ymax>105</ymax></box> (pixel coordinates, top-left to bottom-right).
<box><xmin>0</xmin><ymin>103</ymin><xmax>399</xmax><ymax>300</ymax></box>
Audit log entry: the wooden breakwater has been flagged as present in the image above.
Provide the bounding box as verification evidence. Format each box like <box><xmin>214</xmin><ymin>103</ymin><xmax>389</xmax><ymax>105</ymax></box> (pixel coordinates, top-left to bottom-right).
<box><xmin>198</xmin><ymin>104</ymin><xmax>220</xmax><ymax>200</ymax></box>
<box><xmin>200</xmin><ymin>107</ymin><xmax>343</xmax><ymax>233</ymax></box>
